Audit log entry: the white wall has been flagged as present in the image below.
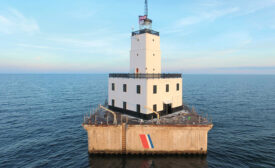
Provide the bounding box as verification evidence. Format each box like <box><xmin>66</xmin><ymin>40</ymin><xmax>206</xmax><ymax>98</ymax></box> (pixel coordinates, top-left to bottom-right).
<box><xmin>108</xmin><ymin>77</ymin><xmax>182</xmax><ymax>115</ymax></box>
<box><xmin>130</xmin><ymin>33</ymin><xmax>161</xmax><ymax>74</ymax></box>
<box><xmin>146</xmin><ymin>78</ymin><xmax>182</xmax><ymax>112</ymax></box>
<box><xmin>108</xmin><ymin>78</ymin><xmax>147</xmax><ymax>113</ymax></box>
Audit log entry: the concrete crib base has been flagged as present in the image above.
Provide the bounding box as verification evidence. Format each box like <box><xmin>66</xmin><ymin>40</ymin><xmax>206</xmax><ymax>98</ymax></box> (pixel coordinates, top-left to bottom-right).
<box><xmin>83</xmin><ymin>124</ymin><xmax>213</xmax><ymax>155</ymax></box>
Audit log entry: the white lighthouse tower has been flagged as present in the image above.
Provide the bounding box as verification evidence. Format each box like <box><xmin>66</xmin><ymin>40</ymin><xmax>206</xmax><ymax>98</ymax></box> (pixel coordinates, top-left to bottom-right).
<box><xmin>108</xmin><ymin>0</ymin><xmax>183</xmax><ymax>119</ymax></box>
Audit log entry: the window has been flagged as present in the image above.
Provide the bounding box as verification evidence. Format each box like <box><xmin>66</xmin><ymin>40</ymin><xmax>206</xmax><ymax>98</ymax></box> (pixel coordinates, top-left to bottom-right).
<box><xmin>166</xmin><ymin>84</ymin><xmax>169</xmax><ymax>92</ymax></box>
<box><xmin>153</xmin><ymin>53</ymin><xmax>155</xmax><ymax>56</ymax></box>
<box><xmin>112</xmin><ymin>83</ymin><xmax>115</xmax><ymax>91</ymax></box>
<box><xmin>137</xmin><ymin>53</ymin><xmax>138</xmax><ymax>56</ymax></box>
<box><xmin>123</xmin><ymin>84</ymin><xmax>127</xmax><ymax>92</ymax></box>
<box><xmin>112</xmin><ymin>99</ymin><xmax>115</xmax><ymax>106</ymax></box>
<box><xmin>123</xmin><ymin>102</ymin><xmax>127</xmax><ymax>110</ymax></box>
<box><xmin>137</xmin><ymin>85</ymin><xmax>141</xmax><ymax>94</ymax></box>
<box><xmin>153</xmin><ymin>85</ymin><xmax>157</xmax><ymax>94</ymax></box>
<box><xmin>177</xmin><ymin>83</ymin><xmax>180</xmax><ymax>91</ymax></box>
<box><xmin>153</xmin><ymin>104</ymin><xmax>157</xmax><ymax>112</ymax></box>
<box><xmin>152</xmin><ymin>39</ymin><xmax>154</xmax><ymax>42</ymax></box>
<box><xmin>136</xmin><ymin>104</ymin><xmax>140</xmax><ymax>113</ymax></box>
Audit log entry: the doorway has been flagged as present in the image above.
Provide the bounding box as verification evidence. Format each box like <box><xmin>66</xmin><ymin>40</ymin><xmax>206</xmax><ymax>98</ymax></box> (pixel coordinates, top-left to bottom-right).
<box><xmin>163</xmin><ymin>103</ymin><xmax>172</xmax><ymax>115</ymax></box>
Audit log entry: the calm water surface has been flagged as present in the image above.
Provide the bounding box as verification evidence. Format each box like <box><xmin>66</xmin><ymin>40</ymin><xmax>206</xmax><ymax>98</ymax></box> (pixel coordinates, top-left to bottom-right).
<box><xmin>0</xmin><ymin>74</ymin><xmax>274</xmax><ymax>168</ymax></box>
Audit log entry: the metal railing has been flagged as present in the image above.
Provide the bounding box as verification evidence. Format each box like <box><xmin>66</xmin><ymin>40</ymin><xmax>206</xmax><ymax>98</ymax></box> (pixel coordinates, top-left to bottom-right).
<box><xmin>132</xmin><ymin>29</ymin><xmax>159</xmax><ymax>36</ymax></box>
<box><xmin>83</xmin><ymin>105</ymin><xmax>212</xmax><ymax>126</ymax></box>
<box><xmin>109</xmin><ymin>73</ymin><xmax>182</xmax><ymax>79</ymax></box>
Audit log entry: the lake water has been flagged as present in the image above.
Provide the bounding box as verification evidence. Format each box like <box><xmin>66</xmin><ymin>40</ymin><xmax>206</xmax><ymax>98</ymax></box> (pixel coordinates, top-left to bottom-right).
<box><xmin>0</xmin><ymin>74</ymin><xmax>274</xmax><ymax>168</ymax></box>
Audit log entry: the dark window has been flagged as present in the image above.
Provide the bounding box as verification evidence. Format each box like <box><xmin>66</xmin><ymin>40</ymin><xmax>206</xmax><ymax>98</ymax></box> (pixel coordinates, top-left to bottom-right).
<box><xmin>112</xmin><ymin>83</ymin><xmax>115</xmax><ymax>91</ymax></box>
<box><xmin>177</xmin><ymin>83</ymin><xmax>180</xmax><ymax>91</ymax></box>
<box><xmin>123</xmin><ymin>84</ymin><xmax>127</xmax><ymax>92</ymax></box>
<box><xmin>153</xmin><ymin>53</ymin><xmax>155</xmax><ymax>56</ymax></box>
<box><xmin>123</xmin><ymin>102</ymin><xmax>127</xmax><ymax>110</ymax></box>
<box><xmin>153</xmin><ymin>104</ymin><xmax>157</xmax><ymax>112</ymax></box>
<box><xmin>153</xmin><ymin>85</ymin><xmax>157</xmax><ymax>94</ymax></box>
<box><xmin>137</xmin><ymin>85</ymin><xmax>141</xmax><ymax>94</ymax></box>
<box><xmin>166</xmin><ymin>84</ymin><xmax>169</xmax><ymax>92</ymax></box>
<box><xmin>112</xmin><ymin>99</ymin><xmax>115</xmax><ymax>106</ymax></box>
<box><xmin>136</xmin><ymin>104</ymin><xmax>140</xmax><ymax>113</ymax></box>
<box><xmin>137</xmin><ymin>53</ymin><xmax>138</xmax><ymax>56</ymax></box>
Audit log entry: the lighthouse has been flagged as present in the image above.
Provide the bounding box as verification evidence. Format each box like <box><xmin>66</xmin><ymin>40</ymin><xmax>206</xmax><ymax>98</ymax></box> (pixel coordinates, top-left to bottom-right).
<box><xmin>83</xmin><ymin>1</ymin><xmax>213</xmax><ymax>155</ymax></box>
<box><xmin>108</xmin><ymin>0</ymin><xmax>183</xmax><ymax>119</ymax></box>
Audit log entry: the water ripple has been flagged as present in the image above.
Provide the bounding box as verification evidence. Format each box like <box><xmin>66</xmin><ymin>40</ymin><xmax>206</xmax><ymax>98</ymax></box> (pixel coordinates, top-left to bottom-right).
<box><xmin>0</xmin><ymin>74</ymin><xmax>275</xmax><ymax>168</ymax></box>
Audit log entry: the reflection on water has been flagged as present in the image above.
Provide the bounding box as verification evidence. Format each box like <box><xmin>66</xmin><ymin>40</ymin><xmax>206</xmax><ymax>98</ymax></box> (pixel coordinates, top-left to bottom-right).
<box><xmin>89</xmin><ymin>155</ymin><xmax>208</xmax><ymax>168</ymax></box>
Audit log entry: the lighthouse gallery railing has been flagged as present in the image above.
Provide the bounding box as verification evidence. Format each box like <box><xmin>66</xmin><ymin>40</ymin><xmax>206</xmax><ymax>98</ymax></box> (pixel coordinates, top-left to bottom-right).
<box><xmin>109</xmin><ymin>73</ymin><xmax>182</xmax><ymax>79</ymax></box>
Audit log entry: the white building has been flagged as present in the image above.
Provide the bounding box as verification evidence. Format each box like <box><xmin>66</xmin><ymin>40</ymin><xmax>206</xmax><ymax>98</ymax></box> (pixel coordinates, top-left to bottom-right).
<box><xmin>108</xmin><ymin>3</ymin><xmax>182</xmax><ymax>119</ymax></box>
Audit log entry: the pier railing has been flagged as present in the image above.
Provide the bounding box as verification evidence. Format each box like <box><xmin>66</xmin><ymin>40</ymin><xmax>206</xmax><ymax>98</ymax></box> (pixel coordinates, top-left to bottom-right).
<box><xmin>109</xmin><ymin>73</ymin><xmax>182</xmax><ymax>79</ymax></box>
<box><xmin>83</xmin><ymin>104</ymin><xmax>212</xmax><ymax>126</ymax></box>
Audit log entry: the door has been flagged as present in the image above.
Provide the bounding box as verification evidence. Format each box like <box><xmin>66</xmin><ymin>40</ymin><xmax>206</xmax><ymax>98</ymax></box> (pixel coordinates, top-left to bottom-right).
<box><xmin>163</xmin><ymin>103</ymin><xmax>172</xmax><ymax>115</ymax></box>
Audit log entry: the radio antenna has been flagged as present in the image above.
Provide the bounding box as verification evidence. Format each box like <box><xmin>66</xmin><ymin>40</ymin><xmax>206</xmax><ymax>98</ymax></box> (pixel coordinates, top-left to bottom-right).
<box><xmin>145</xmin><ymin>0</ymin><xmax>148</xmax><ymax>16</ymax></box>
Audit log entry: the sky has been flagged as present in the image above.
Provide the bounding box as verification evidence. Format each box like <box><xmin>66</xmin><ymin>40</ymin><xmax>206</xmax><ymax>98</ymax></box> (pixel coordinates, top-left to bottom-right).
<box><xmin>0</xmin><ymin>0</ymin><xmax>275</xmax><ymax>74</ymax></box>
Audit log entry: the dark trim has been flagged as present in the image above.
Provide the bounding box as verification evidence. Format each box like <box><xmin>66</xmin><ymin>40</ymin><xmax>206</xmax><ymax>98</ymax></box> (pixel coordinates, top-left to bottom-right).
<box><xmin>108</xmin><ymin>105</ymin><xmax>183</xmax><ymax>120</ymax></box>
<box><xmin>132</xmin><ymin>29</ymin><xmax>159</xmax><ymax>36</ymax></box>
<box><xmin>109</xmin><ymin>73</ymin><xmax>182</xmax><ymax>79</ymax></box>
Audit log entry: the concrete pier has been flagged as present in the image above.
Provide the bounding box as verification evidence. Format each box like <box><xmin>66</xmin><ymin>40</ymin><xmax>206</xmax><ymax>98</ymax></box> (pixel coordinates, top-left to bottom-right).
<box><xmin>83</xmin><ymin>123</ymin><xmax>212</xmax><ymax>154</ymax></box>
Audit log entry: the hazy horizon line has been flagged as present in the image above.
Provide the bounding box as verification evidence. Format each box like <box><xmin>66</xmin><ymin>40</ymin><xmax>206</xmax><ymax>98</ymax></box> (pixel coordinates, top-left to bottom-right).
<box><xmin>0</xmin><ymin>73</ymin><xmax>274</xmax><ymax>75</ymax></box>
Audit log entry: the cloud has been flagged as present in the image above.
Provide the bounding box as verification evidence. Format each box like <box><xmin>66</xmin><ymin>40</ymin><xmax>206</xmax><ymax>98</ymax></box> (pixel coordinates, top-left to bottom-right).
<box><xmin>177</xmin><ymin>7</ymin><xmax>239</xmax><ymax>26</ymax></box>
<box><xmin>171</xmin><ymin>0</ymin><xmax>275</xmax><ymax>31</ymax></box>
<box><xmin>0</xmin><ymin>8</ymin><xmax>39</xmax><ymax>34</ymax></box>
<box><xmin>50</xmin><ymin>37</ymin><xmax>109</xmax><ymax>48</ymax></box>
<box><xmin>217</xmin><ymin>66</ymin><xmax>275</xmax><ymax>70</ymax></box>
<box><xmin>163</xmin><ymin>47</ymin><xmax>275</xmax><ymax>72</ymax></box>
<box><xmin>47</xmin><ymin>31</ymin><xmax>130</xmax><ymax>56</ymax></box>
<box><xmin>17</xmin><ymin>43</ymin><xmax>64</xmax><ymax>50</ymax></box>
<box><xmin>239</xmin><ymin>0</ymin><xmax>275</xmax><ymax>15</ymax></box>
<box><xmin>174</xmin><ymin>66</ymin><xmax>275</xmax><ymax>74</ymax></box>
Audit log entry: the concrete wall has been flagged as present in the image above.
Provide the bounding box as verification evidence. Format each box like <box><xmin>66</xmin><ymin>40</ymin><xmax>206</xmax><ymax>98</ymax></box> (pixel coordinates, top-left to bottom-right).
<box><xmin>108</xmin><ymin>77</ymin><xmax>182</xmax><ymax>114</ymax></box>
<box><xmin>84</xmin><ymin>124</ymin><xmax>212</xmax><ymax>154</ymax></box>
<box><xmin>126</xmin><ymin>125</ymin><xmax>210</xmax><ymax>154</ymax></box>
<box><xmin>84</xmin><ymin>125</ymin><xmax>122</xmax><ymax>153</ymax></box>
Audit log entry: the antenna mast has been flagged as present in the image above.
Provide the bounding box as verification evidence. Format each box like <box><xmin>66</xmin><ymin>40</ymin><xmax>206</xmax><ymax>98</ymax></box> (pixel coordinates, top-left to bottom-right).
<box><xmin>138</xmin><ymin>0</ymin><xmax>152</xmax><ymax>30</ymax></box>
<box><xmin>145</xmin><ymin>0</ymin><xmax>148</xmax><ymax>16</ymax></box>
